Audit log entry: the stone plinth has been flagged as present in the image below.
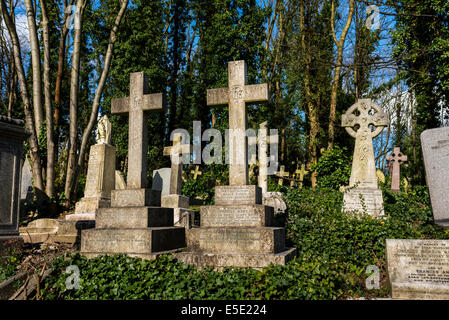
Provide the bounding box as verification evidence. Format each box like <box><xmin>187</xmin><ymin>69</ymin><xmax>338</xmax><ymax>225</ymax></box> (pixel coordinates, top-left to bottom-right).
<box><xmin>343</xmin><ymin>188</ymin><xmax>384</xmax><ymax>217</ymax></box>
<box><xmin>162</xmin><ymin>194</ymin><xmax>189</xmax><ymax>208</ymax></box>
<box><xmin>67</xmin><ymin>143</ymin><xmax>116</xmax><ymax>221</ymax></box>
<box><xmin>161</xmin><ymin>194</ymin><xmax>194</xmax><ymax>228</ymax></box>
<box><xmin>0</xmin><ymin>116</ymin><xmax>29</xmax><ymax>241</ymax></box>
<box><xmin>386</xmin><ymin>239</ymin><xmax>449</xmax><ymax>299</ymax></box>
<box><xmin>174</xmin><ymin>185</ymin><xmax>296</xmax><ymax>269</ymax></box>
<box><xmin>81</xmin><ymin>189</ymin><xmax>186</xmax><ymax>258</ymax></box>
<box><xmin>20</xmin><ymin>218</ymin><xmax>95</xmax><ymax>244</ymax></box>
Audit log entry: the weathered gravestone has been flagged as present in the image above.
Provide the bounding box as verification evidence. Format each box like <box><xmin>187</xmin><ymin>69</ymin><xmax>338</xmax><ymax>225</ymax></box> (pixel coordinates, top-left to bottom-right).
<box><xmin>0</xmin><ymin>116</ymin><xmax>29</xmax><ymax>243</ymax></box>
<box><xmin>421</xmin><ymin>127</ymin><xmax>449</xmax><ymax>227</ymax></box>
<box><xmin>386</xmin><ymin>239</ymin><xmax>449</xmax><ymax>299</ymax></box>
<box><xmin>67</xmin><ymin>115</ymin><xmax>116</xmax><ymax>221</ymax></box>
<box><xmin>386</xmin><ymin>147</ymin><xmax>407</xmax><ymax>193</ymax></box>
<box><xmin>81</xmin><ymin>72</ymin><xmax>185</xmax><ymax>259</ymax></box>
<box><xmin>152</xmin><ymin>168</ymin><xmax>171</xmax><ymax>196</ymax></box>
<box><xmin>258</xmin><ymin>122</ymin><xmax>287</xmax><ymax>214</ymax></box>
<box><xmin>175</xmin><ymin>60</ymin><xmax>296</xmax><ymax>269</ymax></box>
<box><xmin>162</xmin><ymin>133</ymin><xmax>194</xmax><ymax>228</ymax></box>
<box><xmin>341</xmin><ymin>99</ymin><xmax>388</xmax><ymax>217</ymax></box>
<box><xmin>295</xmin><ymin>164</ymin><xmax>309</xmax><ymax>189</ymax></box>
<box><xmin>20</xmin><ymin>157</ymin><xmax>33</xmax><ymax>209</ymax></box>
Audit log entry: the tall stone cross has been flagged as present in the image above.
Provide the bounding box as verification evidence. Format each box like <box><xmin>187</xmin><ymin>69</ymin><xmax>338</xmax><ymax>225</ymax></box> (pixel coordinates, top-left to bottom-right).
<box><xmin>342</xmin><ymin>99</ymin><xmax>388</xmax><ymax>189</ymax></box>
<box><xmin>386</xmin><ymin>147</ymin><xmax>407</xmax><ymax>193</ymax></box>
<box><xmin>207</xmin><ymin>60</ymin><xmax>269</xmax><ymax>186</ymax></box>
<box><xmin>163</xmin><ymin>134</ymin><xmax>192</xmax><ymax>195</ymax></box>
<box><xmin>111</xmin><ymin>72</ymin><xmax>165</xmax><ymax>189</ymax></box>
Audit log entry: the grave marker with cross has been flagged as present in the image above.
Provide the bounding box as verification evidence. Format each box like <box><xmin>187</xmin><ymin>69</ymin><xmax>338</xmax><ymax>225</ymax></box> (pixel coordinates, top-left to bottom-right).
<box><xmin>277</xmin><ymin>165</ymin><xmax>290</xmax><ymax>186</ymax></box>
<box><xmin>295</xmin><ymin>164</ymin><xmax>309</xmax><ymax>189</ymax></box>
<box><xmin>341</xmin><ymin>99</ymin><xmax>388</xmax><ymax>189</ymax></box>
<box><xmin>163</xmin><ymin>133</ymin><xmax>192</xmax><ymax>195</ymax></box>
<box><xmin>111</xmin><ymin>72</ymin><xmax>165</xmax><ymax>189</ymax></box>
<box><xmin>386</xmin><ymin>147</ymin><xmax>407</xmax><ymax>193</ymax></box>
<box><xmin>207</xmin><ymin>60</ymin><xmax>268</xmax><ymax>186</ymax></box>
<box><xmin>191</xmin><ymin>165</ymin><xmax>202</xmax><ymax>180</ymax></box>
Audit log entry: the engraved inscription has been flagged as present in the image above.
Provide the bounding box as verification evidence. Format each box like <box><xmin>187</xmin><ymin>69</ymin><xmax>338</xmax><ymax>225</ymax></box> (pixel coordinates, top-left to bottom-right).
<box><xmin>204</xmin><ymin>207</ymin><xmax>261</xmax><ymax>226</ymax></box>
<box><xmin>199</xmin><ymin>229</ymin><xmax>261</xmax><ymax>244</ymax></box>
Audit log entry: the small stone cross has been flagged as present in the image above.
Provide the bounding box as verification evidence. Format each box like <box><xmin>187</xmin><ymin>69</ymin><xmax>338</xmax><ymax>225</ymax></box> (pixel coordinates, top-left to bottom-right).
<box><xmin>191</xmin><ymin>165</ymin><xmax>202</xmax><ymax>180</ymax></box>
<box><xmin>111</xmin><ymin>72</ymin><xmax>165</xmax><ymax>189</ymax></box>
<box><xmin>207</xmin><ymin>60</ymin><xmax>269</xmax><ymax>186</ymax></box>
<box><xmin>386</xmin><ymin>147</ymin><xmax>407</xmax><ymax>193</ymax></box>
<box><xmin>341</xmin><ymin>99</ymin><xmax>388</xmax><ymax>188</ymax></box>
<box><xmin>163</xmin><ymin>134</ymin><xmax>192</xmax><ymax>195</ymax></box>
<box><xmin>295</xmin><ymin>164</ymin><xmax>309</xmax><ymax>189</ymax></box>
<box><xmin>277</xmin><ymin>165</ymin><xmax>289</xmax><ymax>186</ymax></box>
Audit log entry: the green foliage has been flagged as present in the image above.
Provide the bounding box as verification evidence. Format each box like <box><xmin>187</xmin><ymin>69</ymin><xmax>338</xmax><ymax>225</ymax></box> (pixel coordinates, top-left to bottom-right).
<box><xmin>311</xmin><ymin>146</ymin><xmax>352</xmax><ymax>190</ymax></box>
<box><xmin>0</xmin><ymin>243</ymin><xmax>23</xmax><ymax>284</ymax></box>
<box><xmin>284</xmin><ymin>186</ymin><xmax>448</xmax><ymax>297</ymax></box>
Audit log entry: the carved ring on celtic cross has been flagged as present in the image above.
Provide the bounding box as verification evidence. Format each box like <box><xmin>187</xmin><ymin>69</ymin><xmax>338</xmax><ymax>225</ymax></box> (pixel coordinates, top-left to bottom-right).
<box><xmin>341</xmin><ymin>99</ymin><xmax>389</xmax><ymax>139</ymax></box>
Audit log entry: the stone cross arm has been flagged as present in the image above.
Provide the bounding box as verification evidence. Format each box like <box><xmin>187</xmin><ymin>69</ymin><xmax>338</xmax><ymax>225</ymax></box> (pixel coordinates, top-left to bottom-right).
<box><xmin>207</xmin><ymin>84</ymin><xmax>269</xmax><ymax>106</ymax></box>
<box><xmin>163</xmin><ymin>143</ymin><xmax>192</xmax><ymax>157</ymax></box>
<box><xmin>111</xmin><ymin>93</ymin><xmax>165</xmax><ymax>114</ymax></box>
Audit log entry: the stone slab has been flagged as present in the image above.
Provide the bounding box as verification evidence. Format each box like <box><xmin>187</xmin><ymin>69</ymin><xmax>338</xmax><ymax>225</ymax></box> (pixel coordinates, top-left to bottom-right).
<box><xmin>111</xmin><ymin>189</ymin><xmax>161</xmax><ymax>207</ymax></box>
<box><xmin>214</xmin><ymin>185</ymin><xmax>262</xmax><ymax>205</ymax></box>
<box><xmin>343</xmin><ymin>188</ymin><xmax>384</xmax><ymax>217</ymax></box>
<box><xmin>161</xmin><ymin>194</ymin><xmax>189</xmax><ymax>209</ymax></box>
<box><xmin>83</xmin><ymin>143</ymin><xmax>116</xmax><ymax>199</ymax></box>
<box><xmin>174</xmin><ymin>247</ymin><xmax>296</xmax><ymax>270</ymax></box>
<box><xmin>152</xmin><ymin>168</ymin><xmax>171</xmax><ymax>196</ymax></box>
<box><xmin>200</xmin><ymin>205</ymin><xmax>273</xmax><ymax>227</ymax></box>
<box><xmin>81</xmin><ymin>227</ymin><xmax>186</xmax><ymax>254</ymax></box>
<box><xmin>386</xmin><ymin>239</ymin><xmax>449</xmax><ymax>299</ymax></box>
<box><xmin>262</xmin><ymin>192</ymin><xmax>287</xmax><ymax>214</ymax></box>
<box><xmin>421</xmin><ymin>127</ymin><xmax>449</xmax><ymax>226</ymax></box>
<box><xmin>82</xmin><ymin>248</ymin><xmax>184</xmax><ymax>261</ymax></box>
<box><xmin>95</xmin><ymin>207</ymin><xmax>174</xmax><ymax>228</ymax></box>
<box><xmin>186</xmin><ymin>227</ymin><xmax>285</xmax><ymax>254</ymax></box>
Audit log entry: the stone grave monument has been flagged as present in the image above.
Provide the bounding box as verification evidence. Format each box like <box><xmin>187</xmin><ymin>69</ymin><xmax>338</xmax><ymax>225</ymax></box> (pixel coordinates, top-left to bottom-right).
<box><xmin>191</xmin><ymin>165</ymin><xmax>202</xmax><ymax>180</ymax></box>
<box><xmin>421</xmin><ymin>127</ymin><xmax>449</xmax><ymax>227</ymax></box>
<box><xmin>341</xmin><ymin>99</ymin><xmax>388</xmax><ymax>217</ymax></box>
<box><xmin>162</xmin><ymin>133</ymin><xmax>194</xmax><ymax>228</ymax></box>
<box><xmin>295</xmin><ymin>164</ymin><xmax>309</xmax><ymax>189</ymax></box>
<box><xmin>258</xmin><ymin>122</ymin><xmax>286</xmax><ymax>214</ymax></box>
<box><xmin>0</xmin><ymin>116</ymin><xmax>29</xmax><ymax>243</ymax></box>
<box><xmin>386</xmin><ymin>147</ymin><xmax>407</xmax><ymax>193</ymax></box>
<box><xmin>175</xmin><ymin>60</ymin><xmax>296</xmax><ymax>269</ymax></box>
<box><xmin>152</xmin><ymin>167</ymin><xmax>171</xmax><ymax>196</ymax></box>
<box><xmin>386</xmin><ymin>239</ymin><xmax>449</xmax><ymax>299</ymax></box>
<box><xmin>66</xmin><ymin>115</ymin><xmax>116</xmax><ymax>221</ymax></box>
<box><xmin>81</xmin><ymin>72</ymin><xmax>185</xmax><ymax>259</ymax></box>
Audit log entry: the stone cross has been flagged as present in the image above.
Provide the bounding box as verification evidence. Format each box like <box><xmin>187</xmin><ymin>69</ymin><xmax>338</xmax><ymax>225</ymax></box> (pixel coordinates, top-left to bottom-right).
<box><xmin>111</xmin><ymin>72</ymin><xmax>165</xmax><ymax>189</ymax></box>
<box><xmin>295</xmin><ymin>164</ymin><xmax>309</xmax><ymax>189</ymax></box>
<box><xmin>277</xmin><ymin>165</ymin><xmax>289</xmax><ymax>186</ymax></box>
<box><xmin>386</xmin><ymin>147</ymin><xmax>407</xmax><ymax>193</ymax></box>
<box><xmin>207</xmin><ymin>60</ymin><xmax>269</xmax><ymax>186</ymax></box>
<box><xmin>341</xmin><ymin>99</ymin><xmax>388</xmax><ymax>188</ymax></box>
<box><xmin>191</xmin><ymin>165</ymin><xmax>202</xmax><ymax>180</ymax></box>
<box><xmin>163</xmin><ymin>134</ymin><xmax>192</xmax><ymax>195</ymax></box>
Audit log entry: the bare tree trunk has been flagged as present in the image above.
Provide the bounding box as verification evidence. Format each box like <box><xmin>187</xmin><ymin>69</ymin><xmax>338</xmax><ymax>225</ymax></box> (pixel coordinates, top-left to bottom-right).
<box><xmin>40</xmin><ymin>0</ymin><xmax>55</xmax><ymax>198</ymax></box>
<box><xmin>68</xmin><ymin>0</ymin><xmax>128</xmax><ymax>200</ymax></box>
<box><xmin>24</xmin><ymin>0</ymin><xmax>44</xmax><ymax>135</ymax></box>
<box><xmin>65</xmin><ymin>0</ymin><xmax>88</xmax><ymax>202</ymax></box>
<box><xmin>54</xmin><ymin>0</ymin><xmax>73</xmax><ymax>126</ymax></box>
<box><xmin>328</xmin><ymin>0</ymin><xmax>354</xmax><ymax>150</ymax></box>
<box><xmin>1</xmin><ymin>0</ymin><xmax>44</xmax><ymax>192</ymax></box>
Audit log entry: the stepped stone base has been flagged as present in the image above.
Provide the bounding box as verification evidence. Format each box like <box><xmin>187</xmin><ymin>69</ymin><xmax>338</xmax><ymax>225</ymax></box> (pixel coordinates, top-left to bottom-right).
<box><xmin>175</xmin><ymin>248</ymin><xmax>296</xmax><ymax>270</ymax></box>
<box><xmin>83</xmin><ymin>248</ymin><xmax>185</xmax><ymax>260</ymax></box>
<box><xmin>96</xmin><ymin>207</ymin><xmax>174</xmax><ymax>228</ymax></box>
<box><xmin>68</xmin><ymin>197</ymin><xmax>110</xmax><ymax>220</ymax></box>
<box><xmin>81</xmin><ymin>227</ymin><xmax>185</xmax><ymax>254</ymax></box>
<box><xmin>200</xmin><ymin>205</ymin><xmax>273</xmax><ymax>227</ymax></box>
<box><xmin>111</xmin><ymin>189</ymin><xmax>161</xmax><ymax>207</ymax></box>
<box><xmin>20</xmin><ymin>218</ymin><xmax>95</xmax><ymax>244</ymax></box>
<box><xmin>343</xmin><ymin>188</ymin><xmax>384</xmax><ymax>217</ymax></box>
<box><xmin>162</xmin><ymin>194</ymin><xmax>189</xmax><ymax>208</ymax></box>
